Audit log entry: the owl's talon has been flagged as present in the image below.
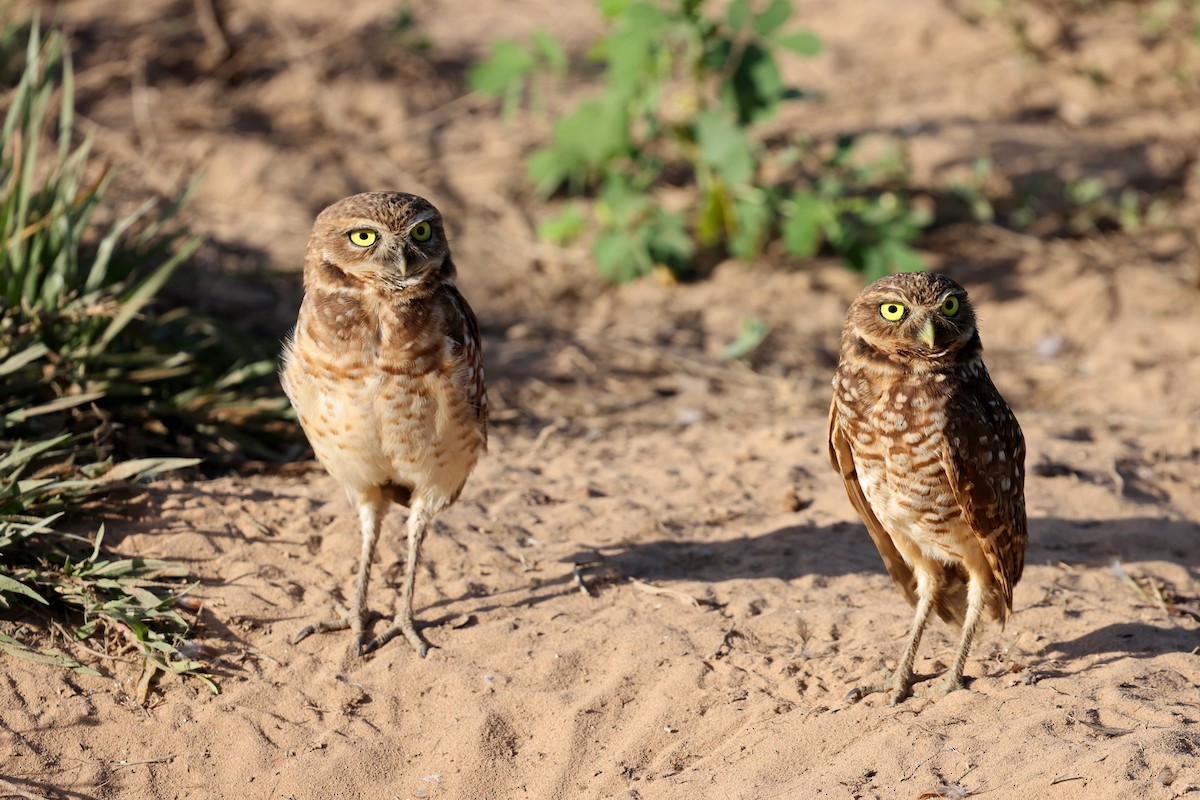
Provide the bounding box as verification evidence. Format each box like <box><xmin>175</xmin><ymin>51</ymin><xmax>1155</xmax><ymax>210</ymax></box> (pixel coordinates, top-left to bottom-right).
<box><xmin>921</xmin><ymin>674</ymin><xmax>968</xmax><ymax>699</ymax></box>
<box><xmin>291</xmin><ymin>615</ymin><xmax>353</xmax><ymax>646</ymax></box>
<box><xmin>360</xmin><ymin>621</ymin><xmax>431</xmax><ymax>657</ymax></box>
<box><xmin>844</xmin><ymin>667</ymin><xmax>916</xmax><ymax>705</ymax></box>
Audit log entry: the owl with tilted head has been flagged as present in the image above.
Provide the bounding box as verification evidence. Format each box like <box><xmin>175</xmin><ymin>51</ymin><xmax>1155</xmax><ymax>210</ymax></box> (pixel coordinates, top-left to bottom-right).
<box><xmin>828</xmin><ymin>271</ymin><xmax>1026</xmax><ymax>704</ymax></box>
<box><xmin>281</xmin><ymin>191</ymin><xmax>487</xmax><ymax>657</ymax></box>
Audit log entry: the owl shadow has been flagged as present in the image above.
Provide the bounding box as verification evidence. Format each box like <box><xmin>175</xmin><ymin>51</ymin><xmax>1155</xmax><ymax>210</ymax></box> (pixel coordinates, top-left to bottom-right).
<box><xmin>586</xmin><ymin>514</ymin><xmax>1200</xmax><ymax>598</ymax></box>
<box><xmin>1028</xmin><ymin>515</ymin><xmax>1200</xmax><ymax>570</ymax></box>
<box><xmin>1042</xmin><ymin>621</ymin><xmax>1199</xmax><ymax>672</ymax></box>
<box><xmin>589</xmin><ymin>520</ymin><xmax>892</xmax><ymax>586</ymax></box>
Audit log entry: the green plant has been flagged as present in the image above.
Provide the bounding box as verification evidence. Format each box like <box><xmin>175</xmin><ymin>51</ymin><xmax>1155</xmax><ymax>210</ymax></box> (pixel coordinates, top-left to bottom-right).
<box><xmin>0</xmin><ymin>20</ymin><xmax>287</xmax><ymax>694</ymax></box>
<box><xmin>469</xmin><ymin>28</ymin><xmax>566</xmax><ymax>119</ymax></box>
<box><xmin>0</xmin><ymin>21</ymin><xmax>291</xmax><ymax>464</ymax></box>
<box><xmin>471</xmin><ymin>0</ymin><xmax>929</xmax><ymax>281</ymax></box>
<box><xmin>0</xmin><ymin>437</ymin><xmax>214</xmax><ymax>695</ymax></box>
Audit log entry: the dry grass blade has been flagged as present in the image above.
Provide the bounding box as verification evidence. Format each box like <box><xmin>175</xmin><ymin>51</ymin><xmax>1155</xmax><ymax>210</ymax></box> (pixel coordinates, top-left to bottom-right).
<box><xmin>1067</xmin><ymin>710</ymin><xmax>1134</xmax><ymax>737</ymax></box>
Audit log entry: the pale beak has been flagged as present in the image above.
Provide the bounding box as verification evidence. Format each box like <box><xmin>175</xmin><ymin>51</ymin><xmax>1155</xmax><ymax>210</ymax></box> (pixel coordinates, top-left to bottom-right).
<box><xmin>397</xmin><ymin>257</ymin><xmax>408</xmax><ymax>277</ymax></box>
<box><xmin>917</xmin><ymin>318</ymin><xmax>936</xmax><ymax>349</ymax></box>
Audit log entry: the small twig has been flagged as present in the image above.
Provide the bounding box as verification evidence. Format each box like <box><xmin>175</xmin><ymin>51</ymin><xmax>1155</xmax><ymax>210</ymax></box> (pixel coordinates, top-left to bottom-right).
<box><xmin>630</xmin><ymin>578</ymin><xmax>703</xmax><ymax>608</ymax></box>
<box><xmin>193</xmin><ymin>0</ymin><xmax>232</xmax><ymax>62</ymax></box>
<box><xmin>526</xmin><ymin>422</ymin><xmax>559</xmax><ymax>459</ymax></box>
<box><xmin>114</xmin><ymin>754</ymin><xmax>174</xmax><ymax>768</ymax></box>
<box><xmin>136</xmin><ymin>660</ymin><xmax>160</xmax><ymax>705</ymax></box>
<box><xmin>1067</xmin><ymin>711</ymin><xmax>1134</xmax><ymax>737</ymax></box>
<box><xmin>238</xmin><ymin>647</ymin><xmax>282</xmax><ymax>667</ymax></box>
<box><xmin>69</xmin><ymin>636</ymin><xmax>133</xmax><ymax>664</ymax></box>
<box><xmin>1049</xmin><ymin>776</ymin><xmax>1084</xmax><ymax>786</ymax></box>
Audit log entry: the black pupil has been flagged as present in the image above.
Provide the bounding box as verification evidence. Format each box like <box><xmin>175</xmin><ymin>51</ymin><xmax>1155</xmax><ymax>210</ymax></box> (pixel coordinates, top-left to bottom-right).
<box><xmin>888</xmin><ymin>305</ymin><xmax>898</xmax><ymax>315</ymax></box>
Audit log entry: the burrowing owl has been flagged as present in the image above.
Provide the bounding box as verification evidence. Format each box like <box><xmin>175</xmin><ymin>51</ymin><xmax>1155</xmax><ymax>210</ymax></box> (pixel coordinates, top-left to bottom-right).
<box><xmin>828</xmin><ymin>271</ymin><xmax>1026</xmax><ymax>704</ymax></box>
<box><xmin>281</xmin><ymin>192</ymin><xmax>487</xmax><ymax>657</ymax></box>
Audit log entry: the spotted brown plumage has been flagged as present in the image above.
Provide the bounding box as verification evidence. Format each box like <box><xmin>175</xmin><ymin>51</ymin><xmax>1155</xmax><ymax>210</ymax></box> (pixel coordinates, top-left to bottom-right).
<box><xmin>828</xmin><ymin>271</ymin><xmax>1026</xmax><ymax>704</ymax></box>
<box><xmin>281</xmin><ymin>191</ymin><xmax>487</xmax><ymax>657</ymax></box>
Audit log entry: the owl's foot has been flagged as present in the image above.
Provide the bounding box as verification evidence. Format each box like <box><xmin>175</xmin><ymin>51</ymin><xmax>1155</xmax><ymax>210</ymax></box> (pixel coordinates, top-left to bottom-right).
<box><xmin>843</xmin><ymin>667</ymin><xmax>917</xmax><ymax>706</ymax></box>
<box><xmin>292</xmin><ymin>610</ymin><xmax>382</xmax><ymax>656</ymax></box>
<box><xmin>920</xmin><ymin>672</ymin><xmax>969</xmax><ymax>699</ymax></box>
<box><xmin>361</xmin><ymin>618</ymin><xmax>430</xmax><ymax>658</ymax></box>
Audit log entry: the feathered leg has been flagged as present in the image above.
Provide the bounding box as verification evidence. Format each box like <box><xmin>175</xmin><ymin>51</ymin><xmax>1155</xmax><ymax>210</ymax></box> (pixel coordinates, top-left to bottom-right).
<box><xmin>294</xmin><ymin>487</ymin><xmax>387</xmax><ymax>656</ymax></box>
<box><xmin>363</xmin><ymin>498</ymin><xmax>433</xmax><ymax>657</ymax></box>
<box><xmin>846</xmin><ymin>569</ymin><xmax>940</xmax><ymax>705</ymax></box>
<box><xmin>925</xmin><ymin>577</ymin><xmax>985</xmax><ymax>697</ymax></box>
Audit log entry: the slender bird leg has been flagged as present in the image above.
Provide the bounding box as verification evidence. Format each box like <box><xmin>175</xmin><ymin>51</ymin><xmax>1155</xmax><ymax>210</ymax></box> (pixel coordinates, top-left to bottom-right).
<box><xmin>924</xmin><ymin>578</ymin><xmax>985</xmax><ymax>698</ymax></box>
<box><xmin>845</xmin><ymin>572</ymin><xmax>940</xmax><ymax>706</ymax></box>
<box><xmin>363</xmin><ymin>499</ymin><xmax>433</xmax><ymax>657</ymax></box>
<box><xmin>294</xmin><ymin>488</ymin><xmax>387</xmax><ymax>656</ymax></box>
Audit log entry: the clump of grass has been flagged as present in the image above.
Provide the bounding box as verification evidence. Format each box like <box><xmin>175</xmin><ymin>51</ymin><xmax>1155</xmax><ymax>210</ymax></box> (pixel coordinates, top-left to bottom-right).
<box><xmin>0</xmin><ymin>20</ymin><xmax>289</xmax><ymax>696</ymax></box>
<box><xmin>0</xmin><ymin>436</ymin><xmax>214</xmax><ymax>697</ymax></box>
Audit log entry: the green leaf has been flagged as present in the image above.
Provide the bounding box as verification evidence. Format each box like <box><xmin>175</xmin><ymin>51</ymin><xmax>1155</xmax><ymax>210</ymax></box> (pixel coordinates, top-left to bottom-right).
<box><xmin>5</xmin><ymin>391</ymin><xmax>107</xmax><ymax>426</ymax></box>
<box><xmin>94</xmin><ymin>235</ymin><xmax>201</xmax><ymax>353</ymax></box>
<box><xmin>720</xmin><ymin>43</ymin><xmax>783</xmax><ymax>124</ymax></box>
<box><xmin>0</xmin><ymin>343</ymin><xmax>49</xmax><ymax>377</ymax></box>
<box><xmin>98</xmin><ymin>457</ymin><xmax>202</xmax><ymax>484</ymax></box>
<box><xmin>694</xmin><ymin>110</ymin><xmax>755</xmax><ymax>186</ymax></box>
<box><xmin>696</xmin><ymin>182</ymin><xmax>734</xmax><ymax>247</ymax></box>
<box><xmin>775</xmin><ymin>29</ymin><xmax>824</xmax><ymax>56</ymax></box>
<box><xmin>594</xmin><ymin>231</ymin><xmax>650</xmax><ymax>283</ymax></box>
<box><xmin>883</xmin><ymin>241</ymin><xmax>926</xmax><ymax>273</ymax></box>
<box><xmin>604</xmin><ymin>2</ymin><xmax>669</xmax><ymax>98</ymax></box>
<box><xmin>537</xmin><ymin>204</ymin><xmax>588</xmax><ymax>245</ymax></box>
<box><xmin>530</xmin><ymin>96</ymin><xmax>631</xmax><ymax>195</ymax></box>
<box><xmin>726</xmin><ymin>0</ymin><xmax>750</xmax><ymax>30</ymax></box>
<box><xmin>0</xmin><ymin>574</ymin><xmax>48</xmax><ymax>605</ymax></box>
<box><xmin>532</xmin><ymin>30</ymin><xmax>567</xmax><ymax>77</ymax></box>
<box><xmin>599</xmin><ymin>0</ymin><xmax>633</xmax><ymax>19</ymax></box>
<box><xmin>781</xmin><ymin>191</ymin><xmax>824</xmax><ymax>257</ymax></box>
<box><xmin>723</xmin><ymin>315</ymin><xmax>770</xmax><ymax>360</ymax></box>
<box><xmin>645</xmin><ymin>209</ymin><xmax>694</xmax><ymax>273</ymax></box>
<box><xmin>727</xmin><ymin>192</ymin><xmax>773</xmax><ymax>261</ymax></box>
<box><xmin>754</xmin><ymin>0</ymin><xmax>793</xmax><ymax>37</ymax></box>
<box><xmin>526</xmin><ymin>147</ymin><xmax>572</xmax><ymax>196</ymax></box>
<box><xmin>0</xmin><ymin>633</ymin><xmax>101</xmax><ymax>676</ymax></box>
<box><xmin>467</xmin><ymin>40</ymin><xmax>536</xmax><ymax>96</ymax></box>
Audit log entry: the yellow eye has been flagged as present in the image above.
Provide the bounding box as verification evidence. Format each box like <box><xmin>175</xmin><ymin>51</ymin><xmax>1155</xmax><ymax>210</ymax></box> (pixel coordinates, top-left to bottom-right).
<box><xmin>879</xmin><ymin>302</ymin><xmax>906</xmax><ymax>321</ymax></box>
<box><xmin>941</xmin><ymin>296</ymin><xmax>960</xmax><ymax>316</ymax></box>
<box><xmin>348</xmin><ymin>229</ymin><xmax>377</xmax><ymax>247</ymax></box>
<box><xmin>410</xmin><ymin>221</ymin><xmax>433</xmax><ymax>242</ymax></box>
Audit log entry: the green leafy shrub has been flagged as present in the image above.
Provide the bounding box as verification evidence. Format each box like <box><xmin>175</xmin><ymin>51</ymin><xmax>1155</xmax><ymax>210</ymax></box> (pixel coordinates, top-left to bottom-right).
<box><xmin>471</xmin><ymin>0</ymin><xmax>930</xmax><ymax>281</ymax></box>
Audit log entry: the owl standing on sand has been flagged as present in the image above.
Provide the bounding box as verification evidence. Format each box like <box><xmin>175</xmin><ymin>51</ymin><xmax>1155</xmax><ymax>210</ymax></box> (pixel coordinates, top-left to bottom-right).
<box><xmin>281</xmin><ymin>191</ymin><xmax>487</xmax><ymax>656</ymax></box>
<box><xmin>828</xmin><ymin>271</ymin><xmax>1026</xmax><ymax>704</ymax></box>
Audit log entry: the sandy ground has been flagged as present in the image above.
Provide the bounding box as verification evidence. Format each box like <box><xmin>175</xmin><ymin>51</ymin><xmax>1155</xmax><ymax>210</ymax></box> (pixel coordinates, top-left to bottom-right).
<box><xmin>3</xmin><ymin>0</ymin><xmax>1200</xmax><ymax>797</ymax></box>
